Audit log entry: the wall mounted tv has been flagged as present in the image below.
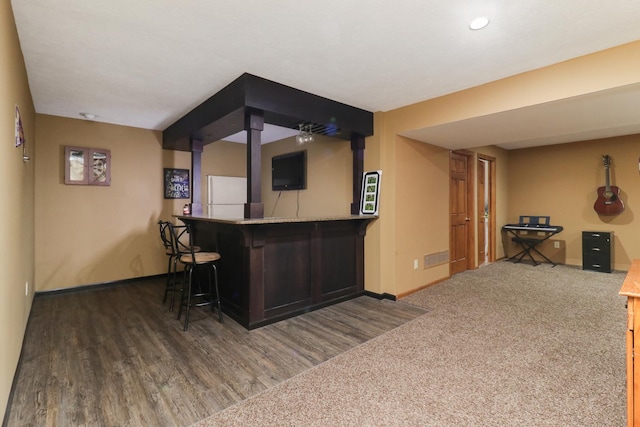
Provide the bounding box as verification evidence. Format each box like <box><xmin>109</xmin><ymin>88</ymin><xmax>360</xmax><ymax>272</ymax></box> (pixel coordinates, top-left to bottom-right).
<box><xmin>272</xmin><ymin>150</ymin><xmax>306</xmax><ymax>191</ymax></box>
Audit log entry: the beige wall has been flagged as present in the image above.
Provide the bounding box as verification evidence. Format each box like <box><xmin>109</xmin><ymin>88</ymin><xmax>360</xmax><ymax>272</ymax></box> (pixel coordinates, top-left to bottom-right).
<box><xmin>376</xmin><ymin>135</ymin><xmax>510</xmax><ymax>297</ymax></box>
<box><xmin>508</xmin><ymin>135</ymin><xmax>640</xmax><ymax>270</ymax></box>
<box><xmin>34</xmin><ymin>115</ymin><xmax>190</xmax><ymax>291</ymax></box>
<box><xmin>385</xmin><ymin>41</ymin><xmax>640</xmax><ymax>134</ymax></box>
<box><xmin>394</xmin><ymin>136</ymin><xmax>450</xmax><ymax>294</ymax></box>
<box><xmin>261</xmin><ymin>135</ymin><xmax>352</xmax><ymax>217</ymax></box>
<box><xmin>202</xmin><ymin>136</ymin><xmax>353</xmax><ymax>218</ymax></box>
<box><xmin>33</xmin><ymin>127</ymin><xmax>354</xmax><ymax>296</ymax></box>
<box><xmin>365</xmin><ymin>42</ymin><xmax>639</xmax><ymax>297</ymax></box>
<box><xmin>1</xmin><ymin>0</ymin><xmax>36</xmax><ymax>419</ymax></box>
<box><xmin>201</xmin><ymin>140</ymin><xmax>247</xmax><ymax>196</ymax></box>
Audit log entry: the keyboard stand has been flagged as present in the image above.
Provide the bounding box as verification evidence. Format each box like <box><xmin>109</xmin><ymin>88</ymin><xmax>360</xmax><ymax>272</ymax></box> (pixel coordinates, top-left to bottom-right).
<box><xmin>504</xmin><ymin>216</ymin><xmax>561</xmax><ymax>267</ymax></box>
<box><xmin>509</xmin><ymin>234</ymin><xmax>557</xmax><ymax>266</ymax></box>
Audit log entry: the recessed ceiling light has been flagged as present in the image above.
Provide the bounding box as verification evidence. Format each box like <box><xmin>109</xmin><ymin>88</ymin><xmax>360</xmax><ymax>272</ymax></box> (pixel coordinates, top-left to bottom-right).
<box><xmin>469</xmin><ymin>17</ymin><xmax>490</xmax><ymax>30</ymax></box>
<box><xmin>80</xmin><ymin>112</ymin><xmax>96</xmax><ymax>120</ymax></box>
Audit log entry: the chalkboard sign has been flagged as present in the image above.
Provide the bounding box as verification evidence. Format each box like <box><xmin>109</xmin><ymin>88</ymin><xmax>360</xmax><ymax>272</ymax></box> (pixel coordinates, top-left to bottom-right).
<box><xmin>164</xmin><ymin>168</ymin><xmax>190</xmax><ymax>199</ymax></box>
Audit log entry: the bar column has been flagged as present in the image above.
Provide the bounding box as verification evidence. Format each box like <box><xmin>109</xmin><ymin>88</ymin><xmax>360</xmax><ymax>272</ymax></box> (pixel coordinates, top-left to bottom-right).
<box><xmin>245</xmin><ymin>109</ymin><xmax>264</xmax><ymax>218</ymax></box>
<box><xmin>351</xmin><ymin>134</ymin><xmax>365</xmax><ymax>214</ymax></box>
<box><xmin>191</xmin><ymin>139</ymin><xmax>203</xmax><ymax>215</ymax></box>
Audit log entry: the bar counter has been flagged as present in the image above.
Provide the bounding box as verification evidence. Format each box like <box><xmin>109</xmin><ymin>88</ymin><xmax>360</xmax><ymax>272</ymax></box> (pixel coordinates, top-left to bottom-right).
<box><xmin>176</xmin><ymin>213</ymin><xmax>376</xmax><ymax>329</ymax></box>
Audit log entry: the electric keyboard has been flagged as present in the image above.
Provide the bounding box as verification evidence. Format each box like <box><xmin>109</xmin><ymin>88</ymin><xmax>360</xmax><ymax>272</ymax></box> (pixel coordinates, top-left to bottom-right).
<box><xmin>502</xmin><ymin>224</ymin><xmax>563</xmax><ymax>233</ymax></box>
<box><xmin>502</xmin><ymin>219</ymin><xmax>564</xmax><ymax>266</ymax></box>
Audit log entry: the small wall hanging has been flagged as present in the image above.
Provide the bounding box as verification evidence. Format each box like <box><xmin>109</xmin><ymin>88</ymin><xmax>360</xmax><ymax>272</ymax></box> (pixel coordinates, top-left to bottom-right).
<box><xmin>164</xmin><ymin>168</ymin><xmax>190</xmax><ymax>199</ymax></box>
<box><xmin>15</xmin><ymin>105</ymin><xmax>24</xmax><ymax>147</ymax></box>
<box><xmin>360</xmin><ymin>170</ymin><xmax>382</xmax><ymax>215</ymax></box>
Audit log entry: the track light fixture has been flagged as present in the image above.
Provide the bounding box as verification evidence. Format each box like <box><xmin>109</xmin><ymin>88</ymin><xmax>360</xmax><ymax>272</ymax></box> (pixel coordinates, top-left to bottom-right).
<box><xmin>295</xmin><ymin>124</ymin><xmax>314</xmax><ymax>145</ymax></box>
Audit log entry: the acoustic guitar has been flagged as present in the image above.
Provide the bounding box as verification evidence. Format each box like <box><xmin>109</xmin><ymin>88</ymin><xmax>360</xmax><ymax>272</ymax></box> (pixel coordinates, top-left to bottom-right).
<box><xmin>593</xmin><ymin>154</ymin><xmax>624</xmax><ymax>216</ymax></box>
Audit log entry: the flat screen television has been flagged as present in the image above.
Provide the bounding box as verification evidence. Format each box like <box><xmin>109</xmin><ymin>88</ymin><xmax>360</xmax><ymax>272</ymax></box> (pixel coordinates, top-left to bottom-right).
<box><xmin>272</xmin><ymin>150</ymin><xmax>306</xmax><ymax>191</ymax></box>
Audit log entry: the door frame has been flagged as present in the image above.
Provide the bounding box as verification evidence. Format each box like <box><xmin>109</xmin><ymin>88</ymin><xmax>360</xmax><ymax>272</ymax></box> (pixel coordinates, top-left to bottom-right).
<box><xmin>478</xmin><ymin>154</ymin><xmax>497</xmax><ymax>263</ymax></box>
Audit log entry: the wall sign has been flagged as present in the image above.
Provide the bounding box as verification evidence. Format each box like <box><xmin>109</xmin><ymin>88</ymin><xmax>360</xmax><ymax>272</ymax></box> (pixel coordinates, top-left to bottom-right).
<box><xmin>164</xmin><ymin>168</ymin><xmax>190</xmax><ymax>199</ymax></box>
<box><xmin>15</xmin><ymin>105</ymin><xmax>25</xmax><ymax>147</ymax></box>
<box><xmin>360</xmin><ymin>170</ymin><xmax>382</xmax><ymax>215</ymax></box>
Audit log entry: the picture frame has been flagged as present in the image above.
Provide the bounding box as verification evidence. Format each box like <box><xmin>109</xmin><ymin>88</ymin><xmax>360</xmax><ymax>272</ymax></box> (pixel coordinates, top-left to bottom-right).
<box><xmin>89</xmin><ymin>148</ymin><xmax>111</xmax><ymax>185</ymax></box>
<box><xmin>64</xmin><ymin>146</ymin><xmax>111</xmax><ymax>186</ymax></box>
<box><xmin>360</xmin><ymin>170</ymin><xmax>382</xmax><ymax>215</ymax></box>
<box><xmin>15</xmin><ymin>105</ymin><xmax>25</xmax><ymax>147</ymax></box>
<box><xmin>164</xmin><ymin>168</ymin><xmax>190</xmax><ymax>199</ymax></box>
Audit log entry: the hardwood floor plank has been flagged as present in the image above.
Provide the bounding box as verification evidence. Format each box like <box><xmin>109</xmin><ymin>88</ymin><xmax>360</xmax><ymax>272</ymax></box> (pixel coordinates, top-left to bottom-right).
<box><xmin>5</xmin><ymin>277</ymin><xmax>426</xmax><ymax>426</ymax></box>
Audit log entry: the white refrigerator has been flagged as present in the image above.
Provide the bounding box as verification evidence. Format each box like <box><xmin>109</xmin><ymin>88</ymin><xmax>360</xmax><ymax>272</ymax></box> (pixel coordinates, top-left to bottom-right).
<box><xmin>206</xmin><ymin>175</ymin><xmax>247</xmax><ymax>217</ymax></box>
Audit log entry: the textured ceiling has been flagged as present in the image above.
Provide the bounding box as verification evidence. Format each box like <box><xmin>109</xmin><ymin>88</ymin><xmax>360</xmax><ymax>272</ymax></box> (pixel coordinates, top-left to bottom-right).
<box><xmin>10</xmin><ymin>0</ymin><xmax>640</xmax><ymax>149</ymax></box>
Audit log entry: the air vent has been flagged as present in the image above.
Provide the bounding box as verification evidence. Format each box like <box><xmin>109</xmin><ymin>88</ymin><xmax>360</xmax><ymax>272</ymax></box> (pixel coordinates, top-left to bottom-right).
<box><xmin>424</xmin><ymin>251</ymin><xmax>449</xmax><ymax>269</ymax></box>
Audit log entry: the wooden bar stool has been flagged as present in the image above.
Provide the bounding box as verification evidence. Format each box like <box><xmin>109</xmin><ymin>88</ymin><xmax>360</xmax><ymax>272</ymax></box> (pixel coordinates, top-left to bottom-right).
<box><xmin>171</xmin><ymin>222</ymin><xmax>223</xmax><ymax>331</ymax></box>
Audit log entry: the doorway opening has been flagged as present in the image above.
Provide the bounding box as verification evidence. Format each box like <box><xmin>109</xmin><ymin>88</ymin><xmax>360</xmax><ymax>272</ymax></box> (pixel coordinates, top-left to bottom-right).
<box><xmin>477</xmin><ymin>155</ymin><xmax>496</xmax><ymax>266</ymax></box>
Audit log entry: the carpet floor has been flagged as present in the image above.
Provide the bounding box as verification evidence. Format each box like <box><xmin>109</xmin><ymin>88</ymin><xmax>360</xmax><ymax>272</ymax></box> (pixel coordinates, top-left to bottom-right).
<box><xmin>193</xmin><ymin>262</ymin><xmax>627</xmax><ymax>426</ymax></box>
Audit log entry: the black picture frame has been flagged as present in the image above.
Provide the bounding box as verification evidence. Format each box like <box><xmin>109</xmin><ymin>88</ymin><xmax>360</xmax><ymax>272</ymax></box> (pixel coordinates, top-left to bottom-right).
<box><xmin>360</xmin><ymin>170</ymin><xmax>381</xmax><ymax>215</ymax></box>
<box><xmin>164</xmin><ymin>168</ymin><xmax>190</xmax><ymax>199</ymax></box>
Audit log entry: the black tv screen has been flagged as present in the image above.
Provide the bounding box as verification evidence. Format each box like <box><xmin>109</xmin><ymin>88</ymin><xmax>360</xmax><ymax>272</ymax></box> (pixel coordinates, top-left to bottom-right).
<box><xmin>272</xmin><ymin>150</ymin><xmax>306</xmax><ymax>191</ymax></box>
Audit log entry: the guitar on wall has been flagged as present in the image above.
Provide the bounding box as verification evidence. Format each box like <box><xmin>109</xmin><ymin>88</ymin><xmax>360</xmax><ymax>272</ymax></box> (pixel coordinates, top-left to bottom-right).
<box><xmin>593</xmin><ymin>154</ymin><xmax>624</xmax><ymax>216</ymax></box>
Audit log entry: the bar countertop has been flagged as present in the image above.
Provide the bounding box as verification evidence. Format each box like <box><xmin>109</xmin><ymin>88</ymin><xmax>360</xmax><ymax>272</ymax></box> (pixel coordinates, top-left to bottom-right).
<box><xmin>175</xmin><ymin>213</ymin><xmax>377</xmax><ymax>225</ymax></box>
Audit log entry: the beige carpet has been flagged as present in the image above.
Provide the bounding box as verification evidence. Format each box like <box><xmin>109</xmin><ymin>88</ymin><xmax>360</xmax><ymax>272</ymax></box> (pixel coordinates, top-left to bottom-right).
<box><xmin>193</xmin><ymin>262</ymin><xmax>627</xmax><ymax>426</ymax></box>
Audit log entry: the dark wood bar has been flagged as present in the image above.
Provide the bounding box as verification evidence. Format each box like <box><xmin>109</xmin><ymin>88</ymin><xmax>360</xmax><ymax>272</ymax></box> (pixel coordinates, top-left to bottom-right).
<box><xmin>165</xmin><ymin>75</ymin><xmax>377</xmax><ymax>329</ymax></box>
<box><xmin>178</xmin><ymin>214</ymin><xmax>375</xmax><ymax>329</ymax></box>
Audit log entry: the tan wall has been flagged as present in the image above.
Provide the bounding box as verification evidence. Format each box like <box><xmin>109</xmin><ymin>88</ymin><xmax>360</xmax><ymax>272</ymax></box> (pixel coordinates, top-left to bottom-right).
<box><xmin>394</xmin><ymin>136</ymin><xmax>450</xmax><ymax>294</ymax></box>
<box><xmin>386</xmin><ymin>41</ymin><xmax>640</xmax><ymax>135</ymax></box>
<box><xmin>202</xmin><ymin>136</ymin><xmax>353</xmax><ymax>217</ymax></box>
<box><xmin>389</xmin><ymin>138</ymin><xmax>510</xmax><ymax>297</ymax></box>
<box><xmin>508</xmin><ymin>135</ymin><xmax>640</xmax><ymax>270</ymax></box>
<box><xmin>1</xmin><ymin>0</ymin><xmax>36</xmax><ymax>419</ymax></box>
<box><xmin>34</xmin><ymin>114</ymin><xmax>190</xmax><ymax>291</ymax></box>
<box><xmin>201</xmin><ymin>140</ymin><xmax>247</xmax><ymax>194</ymax></box>
<box><xmin>260</xmin><ymin>136</ymin><xmax>352</xmax><ymax>217</ymax></box>
<box><xmin>363</xmin><ymin>42</ymin><xmax>640</xmax><ymax>298</ymax></box>
<box><xmin>33</xmin><ymin>129</ymin><xmax>352</xmax><ymax>295</ymax></box>
<box><xmin>371</xmin><ymin>109</ymin><xmax>513</xmax><ymax>297</ymax></box>
<box><xmin>362</xmin><ymin>113</ymin><xmax>387</xmax><ymax>295</ymax></box>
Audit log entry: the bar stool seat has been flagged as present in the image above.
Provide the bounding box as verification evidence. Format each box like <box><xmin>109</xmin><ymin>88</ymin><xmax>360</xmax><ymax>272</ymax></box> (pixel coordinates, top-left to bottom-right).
<box><xmin>179</xmin><ymin>251</ymin><xmax>220</xmax><ymax>264</ymax></box>
<box><xmin>172</xmin><ymin>222</ymin><xmax>223</xmax><ymax>331</ymax></box>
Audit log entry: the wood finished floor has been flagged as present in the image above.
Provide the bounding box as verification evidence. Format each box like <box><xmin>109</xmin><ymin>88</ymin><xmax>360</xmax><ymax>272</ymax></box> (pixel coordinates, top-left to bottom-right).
<box><xmin>5</xmin><ymin>277</ymin><xmax>427</xmax><ymax>426</ymax></box>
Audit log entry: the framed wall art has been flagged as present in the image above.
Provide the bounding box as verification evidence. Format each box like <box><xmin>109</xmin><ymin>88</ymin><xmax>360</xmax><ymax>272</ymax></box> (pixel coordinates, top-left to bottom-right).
<box><xmin>360</xmin><ymin>170</ymin><xmax>382</xmax><ymax>215</ymax></box>
<box><xmin>64</xmin><ymin>146</ymin><xmax>111</xmax><ymax>186</ymax></box>
<box><xmin>15</xmin><ymin>105</ymin><xmax>25</xmax><ymax>147</ymax></box>
<box><xmin>164</xmin><ymin>168</ymin><xmax>190</xmax><ymax>199</ymax></box>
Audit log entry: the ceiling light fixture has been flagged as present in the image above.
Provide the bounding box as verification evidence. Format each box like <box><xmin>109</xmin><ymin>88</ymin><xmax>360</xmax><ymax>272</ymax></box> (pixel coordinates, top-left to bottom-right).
<box><xmin>469</xmin><ymin>16</ymin><xmax>490</xmax><ymax>30</ymax></box>
<box><xmin>80</xmin><ymin>112</ymin><xmax>96</xmax><ymax>120</ymax></box>
<box><xmin>295</xmin><ymin>124</ymin><xmax>314</xmax><ymax>145</ymax></box>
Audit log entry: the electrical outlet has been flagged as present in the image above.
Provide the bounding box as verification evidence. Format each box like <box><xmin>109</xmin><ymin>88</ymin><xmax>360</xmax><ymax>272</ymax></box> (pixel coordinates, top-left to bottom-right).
<box><xmin>413</xmin><ymin>259</ymin><xmax>419</xmax><ymax>269</ymax></box>
<box><xmin>25</xmin><ymin>281</ymin><xmax>29</xmax><ymax>296</ymax></box>
<box><xmin>554</xmin><ymin>241</ymin><xmax>560</xmax><ymax>249</ymax></box>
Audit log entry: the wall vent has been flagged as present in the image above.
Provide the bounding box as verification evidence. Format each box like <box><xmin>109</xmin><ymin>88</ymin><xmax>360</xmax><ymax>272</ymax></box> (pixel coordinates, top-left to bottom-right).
<box><xmin>424</xmin><ymin>251</ymin><xmax>449</xmax><ymax>269</ymax></box>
